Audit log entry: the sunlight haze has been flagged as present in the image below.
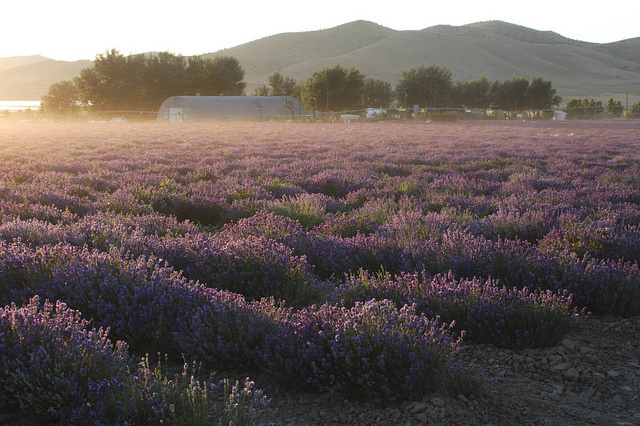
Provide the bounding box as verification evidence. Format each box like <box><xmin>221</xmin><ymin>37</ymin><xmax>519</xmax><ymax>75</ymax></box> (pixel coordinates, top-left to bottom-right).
<box><xmin>3</xmin><ymin>0</ymin><xmax>639</xmax><ymax>61</ymax></box>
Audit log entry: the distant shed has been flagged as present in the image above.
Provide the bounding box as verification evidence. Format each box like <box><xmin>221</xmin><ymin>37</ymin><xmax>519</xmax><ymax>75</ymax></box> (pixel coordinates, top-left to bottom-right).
<box><xmin>156</xmin><ymin>96</ymin><xmax>308</xmax><ymax>123</ymax></box>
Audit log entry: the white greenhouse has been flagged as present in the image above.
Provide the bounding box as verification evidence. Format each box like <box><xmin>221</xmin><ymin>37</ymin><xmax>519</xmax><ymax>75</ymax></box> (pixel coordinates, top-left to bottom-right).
<box><xmin>156</xmin><ymin>96</ymin><xmax>309</xmax><ymax>123</ymax></box>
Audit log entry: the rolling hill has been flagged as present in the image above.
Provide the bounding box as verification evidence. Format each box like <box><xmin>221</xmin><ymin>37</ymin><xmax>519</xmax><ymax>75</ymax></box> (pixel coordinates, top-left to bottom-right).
<box><xmin>2</xmin><ymin>20</ymin><xmax>639</xmax><ymax>102</ymax></box>
<box><xmin>0</xmin><ymin>57</ymin><xmax>91</xmax><ymax>100</ymax></box>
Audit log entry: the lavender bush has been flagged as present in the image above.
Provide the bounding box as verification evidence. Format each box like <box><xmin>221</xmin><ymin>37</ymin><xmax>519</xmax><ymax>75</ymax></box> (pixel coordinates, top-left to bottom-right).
<box><xmin>0</xmin><ymin>297</ymin><xmax>269</xmax><ymax>423</ymax></box>
<box><xmin>0</xmin><ymin>296</ymin><xmax>129</xmax><ymax>423</ymax></box>
<box><xmin>261</xmin><ymin>299</ymin><xmax>463</xmax><ymax>402</ymax></box>
<box><xmin>337</xmin><ymin>270</ymin><xmax>584</xmax><ymax>348</ymax></box>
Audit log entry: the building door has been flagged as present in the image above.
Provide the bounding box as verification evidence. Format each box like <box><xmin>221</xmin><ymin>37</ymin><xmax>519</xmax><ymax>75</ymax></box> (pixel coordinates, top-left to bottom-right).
<box><xmin>169</xmin><ymin>108</ymin><xmax>183</xmax><ymax>123</ymax></box>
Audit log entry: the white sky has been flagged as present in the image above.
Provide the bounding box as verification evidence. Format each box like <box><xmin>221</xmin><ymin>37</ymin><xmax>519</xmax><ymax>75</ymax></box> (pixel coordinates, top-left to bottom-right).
<box><xmin>3</xmin><ymin>0</ymin><xmax>639</xmax><ymax>61</ymax></box>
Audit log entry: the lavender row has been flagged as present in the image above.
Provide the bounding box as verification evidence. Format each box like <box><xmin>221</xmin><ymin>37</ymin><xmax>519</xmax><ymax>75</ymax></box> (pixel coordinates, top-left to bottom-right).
<box><xmin>1</xmin><ymin>207</ymin><xmax>639</xmax><ymax>316</ymax></box>
<box><xmin>0</xmin><ymin>296</ymin><xmax>268</xmax><ymax>424</ymax></box>
<box><xmin>2</xmin><ymin>123</ymin><xmax>640</xmax><ymax>264</ymax></box>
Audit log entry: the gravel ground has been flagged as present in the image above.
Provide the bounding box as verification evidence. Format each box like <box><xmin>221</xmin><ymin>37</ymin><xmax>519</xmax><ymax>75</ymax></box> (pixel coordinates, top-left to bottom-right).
<box><xmin>245</xmin><ymin>315</ymin><xmax>640</xmax><ymax>425</ymax></box>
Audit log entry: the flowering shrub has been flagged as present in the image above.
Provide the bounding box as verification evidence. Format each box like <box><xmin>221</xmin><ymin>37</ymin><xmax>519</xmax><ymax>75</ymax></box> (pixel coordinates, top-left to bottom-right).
<box><xmin>312</xmin><ymin>213</ymin><xmax>378</xmax><ymax>238</ymax></box>
<box><xmin>539</xmin><ymin>221</ymin><xmax>640</xmax><ymax>263</ymax></box>
<box><xmin>0</xmin><ymin>243</ymin><xmax>275</xmax><ymax>368</ymax></box>
<box><xmin>0</xmin><ymin>297</ymin><xmax>270</xmax><ymax>424</ymax></box>
<box><xmin>267</xmin><ymin>193</ymin><xmax>330</xmax><ymax>231</ymax></box>
<box><xmin>261</xmin><ymin>299</ymin><xmax>462</xmax><ymax>402</ymax></box>
<box><xmin>150</xmin><ymin>233</ymin><xmax>325</xmax><ymax>308</ymax></box>
<box><xmin>218</xmin><ymin>378</ymin><xmax>270</xmax><ymax>426</ymax></box>
<box><xmin>0</xmin><ymin>296</ymin><xmax>129</xmax><ymax>423</ymax></box>
<box><xmin>337</xmin><ymin>270</ymin><xmax>583</xmax><ymax>348</ymax></box>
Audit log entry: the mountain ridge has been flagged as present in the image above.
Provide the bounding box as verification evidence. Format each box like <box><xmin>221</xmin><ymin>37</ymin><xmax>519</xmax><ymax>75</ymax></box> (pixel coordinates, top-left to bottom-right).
<box><xmin>1</xmin><ymin>20</ymin><xmax>639</xmax><ymax>102</ymax></box>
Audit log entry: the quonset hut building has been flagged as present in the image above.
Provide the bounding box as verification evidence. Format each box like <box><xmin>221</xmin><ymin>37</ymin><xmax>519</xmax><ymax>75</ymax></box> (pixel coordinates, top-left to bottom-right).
<box><xmin>156</xmin><ymin>96</ymin><xmax>309</xmax><ymax>123</ymax></box>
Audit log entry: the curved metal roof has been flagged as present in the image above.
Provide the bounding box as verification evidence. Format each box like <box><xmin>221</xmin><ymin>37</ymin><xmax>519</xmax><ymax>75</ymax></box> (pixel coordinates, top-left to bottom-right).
<box><xmin>157</xmin><ymin>96</ymin><xmax>308</xmax><ymax>122</ymax></box>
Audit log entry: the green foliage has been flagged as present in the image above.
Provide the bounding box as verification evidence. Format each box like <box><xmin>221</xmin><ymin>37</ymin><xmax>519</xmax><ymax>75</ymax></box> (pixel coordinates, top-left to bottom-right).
<box><xmin>68</xmin><ymin>50</ymin><xmax>246</xmax><ymax>112</ymax></box>
<box><xmin>252</xmin><ymin>84</ymin><xmax>270</xmax><ymax>96</ymax></box>
<box><xmin>606</xmin><ymin>98</ymin><xmax>623</xmax><ymax>117</ymax></box>
<box><xmin>564</xmin><ymin>98</ymin><xmax>604</xmax><ymax>118</ymax></box>
<box><xmin>490</xmin><ymin>76</ymin><xmax>530</xmax><ymax>111</ymax></box>
<box><xmin>362</xmin><ymin>77</ymin><xmax>394</xmax><ymax>108</ymax></box>
<box><xmin>40</xmin><ymin>80</ymin><xmax>80</xmax><ymax>116</ymax></box>
<box><xmin>74</xmin><ymin>49</ymin><xmax>141</xmax><ymax>111</ymax></box>
<box><xmin>526</xmin><ymin>77</ymin><xmax>562</xmax><ymax>110</ymax></box>
<box><xmin>396</xmin><ymin>64</ymin><xmax>453</xmax><ymax>108</ymax></box>
<box><xmin>267</xmin><ymin>194</ymin><xmax>327</xmax><ymax>231</ymax></box>
<box><xmin>268</xmin><ymin>72</ymin><xmax>299</xmax><ymax>96</ymax></box>
<box><xmin>141</xmin><ymin>52</ymin><xmax>189</xmax><ymax>108</ymax></box>
<box><xmin>452</xmin><ymin>75</ymin><xmax>491</xmax><ymax>109</ymax></box>
<box><xmin>185</xmin><ymin>55</ymin><xmax>246</xmax><ymax>96</ymax></box>
<box><xmin>301</xmin><ymin>63</ymin><xmax>365</xmax><ymax>112</ymax></box>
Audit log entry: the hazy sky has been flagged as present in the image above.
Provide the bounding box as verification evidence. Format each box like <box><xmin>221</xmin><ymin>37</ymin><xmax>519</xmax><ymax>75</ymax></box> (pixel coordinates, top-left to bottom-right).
<box><xmin>4</xmin><ymin>0</ymin><xmax>639</xmax><ymax>61</ymax></box>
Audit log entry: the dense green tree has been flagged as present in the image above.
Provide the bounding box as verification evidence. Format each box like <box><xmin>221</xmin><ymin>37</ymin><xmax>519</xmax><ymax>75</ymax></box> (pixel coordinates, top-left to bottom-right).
<box><xmin>362</xmin><ymin>77</ymin><xmax>393</xmax><ymax>108</ymax></box>
<box><xmin>451</xmin><ymin>75</ymin><xmax>491</xmax><ymax>109</ymax></box>
<box><xmin>631</xmin><ymin>102</ymin><xmax>640</xmax><ymax>118</ymax></box>
<box><xmin>267</xmin><ymin>72</ymin><xmax>298</xmax><ymax>96</ymax></box>
<box><xmin>40</xmin><ymin>80</ymin><xmax>80</xmax><ymax>116</ymax></box>
<box><xmin>526</xmin><ymin>77</ymin><xmax>562</xmax><ymax>111</ymax></box>
<box><xmin>301</xmin><ymin>64</ymin><xmax>365</xmax><ymax>112</ymax></box>
<box><xmin>585</xmin><ymin>98</ymin><xmax>604</xmax><ymax>116</ymax></box>
<box><xmin>185</xmin><ymin>55</ymin><xmax>246</xmax><ymax>96</ymax></box>
<box><xmin>281</xmin><ymin>76</ymin><xmax>299</xmax><ymax>98</ymax></box>
<box><xmin>141</xmin><ymin>52</ymin><xmax>187</xmax><ymax>108</ymax></box>
<box><xmin>564</xmin><ymin>98</ymin><xmax>604</xmax><ymax>118</ymax></box>
<box><xmin>253</xmin><ymin>72</ymin><xmax>300</xmax><ymax>98</ymax></box>
<box><xmin>69</xmin><ymin>50</ymin><xmax>246</xmax><ymax>112</ymax></box>
<box><xmin>252</xmin><ymin>84</ymin><xmax>270</xmax><ymax>96</ymax></box>
<box><xmin>74</xmin><ymin>49</ymin><xmax>141</xmax><ymax>111</ymax></box>
<box><xmin>606</xmin><ymin>98</ymin><xmax>623</xmax><ymax>117</ymax></box>
<box><xmin>490</xmin><ymin>77</ymin><xmax>530</xmax><ymax>111</ymax></box>
<box><xmin>396</xmin><ymin>65</ymin><xmax>453</xmax><ymax>108</ymax></box>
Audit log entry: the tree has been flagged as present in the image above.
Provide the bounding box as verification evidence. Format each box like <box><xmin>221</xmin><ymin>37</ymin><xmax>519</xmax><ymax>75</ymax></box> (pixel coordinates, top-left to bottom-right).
<box><xmin>564</xmin><ymin>98</ymin><xmax>583</xmax><ymax>119</ymax></box>
<box><xmin>252</xmin><ymin>84</ymin><xmax>270</xmax><ymax>96</ymax></box>
<box><xmin>564</xmin><ymin>98</ymin><xmax>603</xmax><ymax>119</ymax></box>
<box><xmin>280</xmin><ymin>76</ymin><xmax>299</xmax><ymax>98</ymax></box>
<box><xmin>70</xmin><ymin>50</ymin><xmax>247</xmax><ymax>112</ymax></box>
<box><xmin>267</xmin><ymin>72</ymin><xmax>296</xmax><ymax>96</ymax></box>
<box><xmin>74</xmin><ymin>49</ymin><xmax>141</xmax><ymax>111</ymax></box>
<box><xmin>490</xmin><ymin>77</ymin><xmax>529</xmax><ymax>111</ymax></box>
<box><xmin>254</xmin><ymin>72</ymin><xmax>300</xmax><ymax>98</ymax></box>
<box><xmin>631</xmin><ymin>102</ymin><xmax>640</xmax><ymax>118</ymax></box>
<box><xmin>585</xmin><ymin>98</ymin><xmax>604</xmax><ymax>116</ymax></box>
<box><xmin>185</xmin><ymin>55</ymin><xmax>246</xmax><ymax>96</ymax></box>
<box><xmin>395</xmin><ymin>64</ymin><xmax>453</xmax><ymax>108</ymax></box>
<box><xmin>451</xmin><ymin>75</ymin><xmax>491</xmax><ymax>109</ymax></box>
<box><xmin>606</xmin><ymin>98</ymin><xmax>623</xmax><ymax>117</ymax></box>
<box><xmin>362</xmin><ymin>77</ymin><xmax>393</xmax><ymax>108</ymax></box>
<box><xmin>141</xmin><ymin>52</ymin><xmax>187</xmax><ymax>109</ymax></box>
<box><xmin>301</xmin><ymin>64</ymin><xmax>365</xmax><ymax>112</ymax></box>
<box><xmin>526</xmin><ymin>77</ymin><xmax>562</xmax><ymax>111</ymax></box>
<box><xmin>40</xmin><ymin>80</ymin><xmax>80</xmax><ymax>116</ymax></box>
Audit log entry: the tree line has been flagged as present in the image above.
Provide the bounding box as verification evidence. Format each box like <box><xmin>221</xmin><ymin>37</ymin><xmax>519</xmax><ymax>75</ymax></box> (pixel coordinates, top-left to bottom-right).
<box><xmin>48</xmin><ymin>49</ymin><xmax>637</xmax><ymax>117</ymax></box>
<box><xmin>42</xmin><ymin>50</ymin><xmax>245</xmax><ymax>113</ymax></box>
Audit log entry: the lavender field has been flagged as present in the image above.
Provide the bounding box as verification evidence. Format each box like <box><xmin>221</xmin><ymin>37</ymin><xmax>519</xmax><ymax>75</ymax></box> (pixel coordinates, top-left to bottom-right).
<box><xmin>1</xmin><ymin>121</ymin><xmax>639</xmax><ymax>423</ymax></box>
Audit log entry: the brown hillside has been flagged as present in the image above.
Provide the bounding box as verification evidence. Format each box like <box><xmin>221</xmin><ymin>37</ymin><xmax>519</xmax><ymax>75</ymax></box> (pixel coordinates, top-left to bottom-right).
<box><xmin>0</xmin><ymin>59</ymin><xmax>91</xmax><ymax>100</ymax></box>
<box><xmin>0</xmin><ymin>55</ymin><xmax>51</xmax><ymax>73</ymax></box>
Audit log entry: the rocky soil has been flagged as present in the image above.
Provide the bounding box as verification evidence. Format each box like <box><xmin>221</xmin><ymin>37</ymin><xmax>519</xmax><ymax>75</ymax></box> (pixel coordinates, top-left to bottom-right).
<box><xmin>247</xmin><ymin>315</ymin><xmax>640</xmax><ymax>425</ymax></box>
